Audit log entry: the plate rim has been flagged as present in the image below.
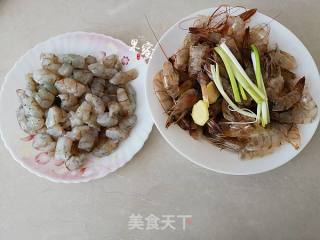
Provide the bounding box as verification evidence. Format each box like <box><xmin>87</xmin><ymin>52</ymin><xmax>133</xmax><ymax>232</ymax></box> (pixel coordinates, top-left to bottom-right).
<box><xmin>145</xmin><ymin>7</ymin><xmax>320</xmax><ymax>175</ymax></box>
<box><xmin>0</xmin><ymin>31</ymin><xmax>153</xmax><ymax>183</ymax></box>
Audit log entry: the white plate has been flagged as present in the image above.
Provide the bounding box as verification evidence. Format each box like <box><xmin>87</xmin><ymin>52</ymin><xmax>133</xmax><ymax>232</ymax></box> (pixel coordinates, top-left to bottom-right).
<box><xmin>146</xmin><ymin>8</ymin><xmax>320</xmax><ymax>175</ymax></box>
<box><xmin>0</xmin><ymin>32</ymin><xmax>153</xmax><ymax>183</ymax></box>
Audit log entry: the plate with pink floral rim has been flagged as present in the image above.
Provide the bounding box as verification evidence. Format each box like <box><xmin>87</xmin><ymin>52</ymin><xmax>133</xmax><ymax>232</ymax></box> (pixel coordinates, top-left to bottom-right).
<box><xmin>145</xmin><ymin>8</ymin><xmax>320</xmax><ymax>175</ymax></box>
<box><xmin>0</xmin><ymin>32</ymin><xmax>153</xmax><ymax>183</ymax></box>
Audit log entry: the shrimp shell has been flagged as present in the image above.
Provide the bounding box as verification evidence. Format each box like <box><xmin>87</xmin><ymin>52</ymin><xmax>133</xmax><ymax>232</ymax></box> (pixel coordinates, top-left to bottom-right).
<box><xmin>153</xmin><ymin>70</ymin><xmax>174</xmax><ymax>113</ymax></box>
<box><xmin>162</xmin><ymin>61</ymin><xmax>180</xmax><ymax>99</ymax></box>
<box><xmin>173</xmin><ymin>48</ymin><xmax>190</xmax><ymax>72</ymax></box>
<box><xmin>188</xmin><ymin>44</ymin><xmax>209</xmax><ymax>77</ymax></box>
<box><xmin>272</xmin><ymin>77</ymin><xmax>305</xmax><ymax>111</ymax></box>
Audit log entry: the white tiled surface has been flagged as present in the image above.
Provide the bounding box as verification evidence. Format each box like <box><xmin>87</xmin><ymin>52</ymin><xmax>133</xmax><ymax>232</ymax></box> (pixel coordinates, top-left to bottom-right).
<box><xmin>0</xmin><ymin>0</ymin><xmax>319</xmax><ymax>239</ymax></box>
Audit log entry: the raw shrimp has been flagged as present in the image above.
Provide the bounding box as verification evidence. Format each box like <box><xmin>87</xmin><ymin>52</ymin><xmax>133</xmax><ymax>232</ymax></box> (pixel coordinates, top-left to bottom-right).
<box><xmin>108</xmin><ymin>101</ymin><xmax>121</xmax><ymax>117</ymax></box>
<box><xmin>125</xmin><ymin>84</ymin><xmax>136</xmax><ymax>113</ymax></box>
<box><xmin>88</xmin><ymin>63</ymin><xmax>117</xmax><ymax>79</ymax></box>
<box><xmin>119</xmin><ymin>114</ymin><xmax>137</xmax><ymax>131</ymax></box>
<box><xmin>76</xmin><ymin>101</ymin><xmax>92</xmax><ymax>122</ymax></box>
<box><xmin>16</xmin><ymin>106</ymin><xmax>44</xmax><ymax>134</ymax></box>
<box><xmin>85</xmin><ymin>55</ymin><xmax>97</xmax><ymax>66</ymax></box>
<box><xmin>16</xmin><ymin>89</ymin><xmax>44</xmax><ymax>118</ymax></box>
<box><xmin>78</xmin><ymin>128</ymin><xmax>98</xmax><ymax>151</ymax></box>
<box><xmin>173</xmin><ymin>48</ymin><xmax>189</xmax><ymax>72</ymax></box>
<box><xmin>153</xmin><ymin>70</ymin><xmax>174</xmax><ymax>113</ymax></box>
<box><xmin>188</xmin><ymin>44</ymin><xmax>209</xmax><ymax>77</ymax></box>
<box><xmin>271</xmin><ymin>89</ymin><xmax>318</xmax><ymax>124</ymax></box>
<box><xmin>58</xmin><ymin>63</ymin><xmax>73</xmax><ymax>77</ymax></box>
<box><xmin>265</xmin><ymin>75</ymin><xmax>284</xmax><ymax>101</ymax></box>
<box><xmin>47</xmin><ymin>124</ymin><xmax>64</xmax><ymax>138</ymax></box>
<box><xmin>25</xmin><ymin>73</ymin><xmax>38</xmax><ymax>96</ymax></box>
<box><xmin>45</xmin><ymin>106</ymin><xmax>67</xmax><ymax>128</ymax></box>
<box><xmin>166</xmin><ymin>89</ymin><xmax>198</xmax><ymax>127</ymax></box>
<box><xmin>272</xmin><ymin>77</ymin><xmax>305</xmax><ymax>111</ymax></box>
<box><xmin>117</xmin><ymin>88</ymin><xmax>134</xmax><ymax>116</ymax></box>
<box><xmin>73</xmin><ymin>69</ymin><xmax>94</xmax><ymax>85</ymax></box>
<box><xmin>40</xmin><ymin>53</ymin><xmax>59</xmax><ymax>67</ymax></box>
<box><xmin>55</xmin><ymin>78</ymin><xmax>87</xmax><ymax>97</ymax></box>
<box><xmin>34</xmin><ymin>88</ymin><xmax>55</xmax><ymax>109</ymax></box>
<box><xmin>32</xmin><ymin>69</ymin><xmax>58</xmax><ymax>85</ymax></box>
<box><xmin>162</xmin><ymin>61</ymin><xmax>180</xmax><ymax>99</ymax></box>
<box><xmin>105</xmin><ymin>127</ymin><xmax>128</xmax><ymax>141</ymax></box>
<box><xmin>55</xmin><ymin>136</ymin><xmax>73</xmax><ymax>161</ymax></box>
<box><xmin>90</xmin><ymin>78</ymin><xmax>106</xmax><ymax>97</ymax></box>
<box><xmin>65</xmin><ymin>154</ymin><xmax>86</xmax><ymax>171</ymax></box>
<box><xmin>42</xmin><ymin>83</ymin><xmax>58</xmax><ymax>96</ymax></box>
<box><xmin>103</xmin><ymin>54</ymin><xmax>122</xmax><ymax>71</ymax></box>
<box><xmin>240</xmin><ymin>128</ymin><xmax>283</xmax><ymax>159</ymax></box>
<box><xmin>92</xmin><ymin>138</ymin><xmax>119</xmax><ymax>157</ymax></box>
<box><xmin>85</xmin><ymin>93</ymin><xmax>105</xmax><ymax>114</ymax></box>
<box><xmin>32</xmin><ymin>133</ymin><xmax>56</xmax><ymax>152</ymax></box>
<box><xmin>66</xmin><ymin>125</ymin><xmax>90</xmax><ymax>141</ymax></box>
<box><xmin>69</xmin><ymin>111</ymin><xmax>83</xmax><ymax>128</ymax></box>
<box><xmin>58</xmin><ymin>54</ymin><xmax>85</xmax><ymax>69</ymax></box>
<box><xmin>58</xmin><ymin>93</ymin><xmax>78</xmax><ymax>111</ymax></box>
<box><xmin>97</xmin><ymin>112</ymin><xmax>118</xmax><ymax>128</ymax></box>
<box><xmin>109</xmin><ymin>69</ymin><xmax>138</xmax><ymax>85</ymax></box>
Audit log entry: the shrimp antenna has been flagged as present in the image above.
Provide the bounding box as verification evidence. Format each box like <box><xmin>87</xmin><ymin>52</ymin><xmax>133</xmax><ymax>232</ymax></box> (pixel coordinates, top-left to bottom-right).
<box><xmin>144</xmin><ymin>14</ymin><xmax>169</xmax><ymax>60</ymax></box>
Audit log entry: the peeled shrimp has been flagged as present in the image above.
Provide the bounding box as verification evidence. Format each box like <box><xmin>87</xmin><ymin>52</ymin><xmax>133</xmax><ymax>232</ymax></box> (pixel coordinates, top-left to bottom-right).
<box><xmin>42</xmin><ymin>83</ymin><xmax>58</xmax><ymax>96</ymax></box>
<box><xmin>88</xmin><ymin>63</ymin><xmax>117</xmax><ymax>79</ymax></box>
<box><xmin>119</xmin><ymin>114</ymin><xmax>137</xmax><ymax>131</ymax></box>
<box><xmin>109</xmin><ymin>69</ymin><xmax>138</xmax><ymax>85</ymax></box>
<box><xmin>55</xmin><ymin>78</ymin><xmax>87</xmax><ymax>97</ymax></box>
<box><xmin>85</xmin><ymin>93</ymin><xmax>105</xmax><ymax>114</ymax></box>
<box><xmin>32</xmin><ymin>133</ymin><xmax>56</xmax><ymax>152</ymax></box>
<box><xmin>153</xmin><ymin>70</ymin><xmax>174</xmax><ymax>113</ymax></box>
<box><xmin>55</xmin><ymin>136</ymin><xmax>73</xmax><ymax>161</ymax></box>
<box><xmin>272</xmin><ymin>77</ymin><xmax>305</xmax><ymax>111</ymax></box>
<box><xmin>65</xmin><ymin>154</ymin><xmax>86</xmax><ymax>171</ymax></box>
<box><xmin>166</xmin><ymin>89</ymin><xmax>198</xmax><ymax>127</ymax></box>
<box><xmin>34</xmin><ymin>88</ymin><xmax>55</xmax><ymax>109</ymax></box>
<box><xmin>58</xmin><ymin>93</ymin><xmax>78</xmax><ymax>111</ymax></box>
<box><xmin>108</xmin><ymin>101</ymin><xmax>121</xmax><ymax>117</ymax></box>
<box><xmin>105</xmin><ymin>127</ymin><xmax>128</xmax><ymax>141</ymax></box>
<box><xmin>73</xmin><ymin>69</ymin><xmax>93</xmax><ymax>85</ymax></box>
<box><xmin>76</xmin><ymin>101</ymin><xmax>92</xmax><ymax>122</ymax></box>
<box><xmin>58</xmin><ymin>63</ymin><xmax>73</xmax><ymax>77</ymax></box>
<box><xmin>16</xmin><ymin>89</ymin><xmax>44</xmax><ymax>118</ymax></box>
<box><xmin>97</xmin><ymin>112</ymin><xmax>118</xmax><ymax>128</ymax></box>
<box><xmin>85</xmin><ymin>55</ymin><xmax>97</xmax><ymax>66</ymax></box>
<box><xmin>90</xmin><ymin>78</ymin><xmax>106</xmax><ymax>97</ymax></box>
<box><xmin>45</xmin><ymin>106</ymin><xmax>67</xmax><ymax>128</ymax></box>
<box><xmin>40</xmin><ymin>53</ymin><xmax>59</xmax><ymax>67</ymax></box>
<box><xmin>78</xmin><ymin>128</ymin><xmax>98</xmax><ymax>151</ymax></box>
<box><xmin>162</xmin><ymin>61</ymin><xmax>180</xmax><ymax>99</ymax></box>
<box><xmin>58</xmin><ymin>54</ymin><xmax>85</xmax><ymax>69</ymax></box>
<box><xmin>117</xmin><ymin>88</ymin><xmax>134</xmax><ymax>116</ymax></box>
<box><xmin>17</xmin><ymin>106</ymin><xmax>44</xmax><ymax>134</ymax></box>
<box><xmin>25</xmin><ymin>73</ymin><xmax>38</xmax><ymax>96</ymax></box>
<box><xmin>92</xmin><ymin>138</ymin><xmax>119</xmax><ymax>157</ymax></box>
<box><xmin>33</xmin><ymin>69</ymin><xmax>58</xmax><ymax>85</ymax></box>
<box><xmin>103</xmin><ymin>54</ymin><xmax>122</xmax><ymax>71</ymax></box>
<box><xmin>47</xmin><ymin>124</ymin><xmax>64</xmax><ymax>138</ymax></box>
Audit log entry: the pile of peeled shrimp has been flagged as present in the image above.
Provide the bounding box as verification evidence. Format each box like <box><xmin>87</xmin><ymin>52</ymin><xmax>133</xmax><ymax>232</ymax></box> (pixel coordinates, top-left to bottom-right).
<box><xmin>153</xmin><ymin>5</ymin><xmax>318</xmax><ymax>159</ymax></box>
<box><xmin>17</xmin><ymin>53</ymin><xmax>138</xmax><ymax>170</ymax></box>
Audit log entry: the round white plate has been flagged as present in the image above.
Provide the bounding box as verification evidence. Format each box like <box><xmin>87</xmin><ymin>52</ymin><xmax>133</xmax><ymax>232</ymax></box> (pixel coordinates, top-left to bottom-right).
<box><xmin>146</xmin><ymin>8</ymin><xmax>320</xmax><ymax>175</ymax></box>
<box><xmin>0</xmin><ymin>32</ymin><xmax>153</xmax><ymax>183</ymax></box>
